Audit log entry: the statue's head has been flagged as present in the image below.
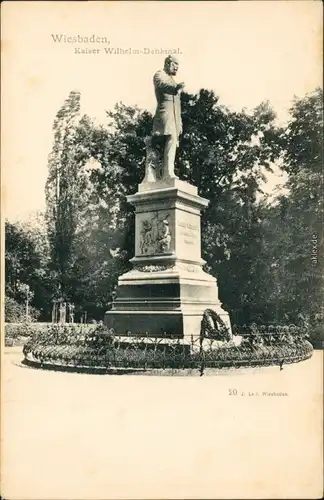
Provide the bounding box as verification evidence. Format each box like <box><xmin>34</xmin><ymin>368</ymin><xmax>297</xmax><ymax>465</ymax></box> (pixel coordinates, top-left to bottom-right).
<box><xmin>164</xmin><ymin>55</ymin><xmax>179</xmax><ymax>76</ymax></box>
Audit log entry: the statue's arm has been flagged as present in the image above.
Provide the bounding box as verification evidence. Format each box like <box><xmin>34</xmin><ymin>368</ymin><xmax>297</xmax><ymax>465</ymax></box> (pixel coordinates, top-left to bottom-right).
<box><xmin>153</xmin><ymin>71</ymin><xmax>179</xmax><ymax>95</ymax></box>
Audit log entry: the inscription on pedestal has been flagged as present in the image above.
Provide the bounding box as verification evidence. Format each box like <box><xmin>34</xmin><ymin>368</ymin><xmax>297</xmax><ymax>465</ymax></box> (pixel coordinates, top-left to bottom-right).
<box><xmin>177</xmin><ymin>220</ymin><xmax>199</xmax><ymax>245</ymax></box>
<box><xmin>175</xmin><ymin>211</ymin><xmax>201</xmax><ymax>260</ymax></box>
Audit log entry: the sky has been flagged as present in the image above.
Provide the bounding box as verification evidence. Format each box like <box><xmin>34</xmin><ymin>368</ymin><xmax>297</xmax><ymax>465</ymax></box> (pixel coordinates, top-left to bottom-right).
<box><xmin>2</xmin><ymin>1</ymin><xmax>322</xmax><ymax>221</ymax></box>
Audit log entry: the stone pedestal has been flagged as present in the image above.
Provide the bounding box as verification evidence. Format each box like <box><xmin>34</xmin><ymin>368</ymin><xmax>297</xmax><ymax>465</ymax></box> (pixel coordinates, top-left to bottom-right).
<box><xmin>104</xmin><ymin>177</ymin><xmax>231</xmax><ymax>339</ymax></box>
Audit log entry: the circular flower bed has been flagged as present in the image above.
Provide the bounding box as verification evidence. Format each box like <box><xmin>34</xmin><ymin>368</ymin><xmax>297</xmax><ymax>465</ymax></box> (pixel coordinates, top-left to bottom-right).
<box><xmin>22</xmin><ymin>323</ymin><xmax>313</xmax><ymax>374</ymax></box>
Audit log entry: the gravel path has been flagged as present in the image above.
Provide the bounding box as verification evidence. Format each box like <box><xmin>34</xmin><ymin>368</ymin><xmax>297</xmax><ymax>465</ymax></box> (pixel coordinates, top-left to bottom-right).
<box><xmin>2</xmin><ymin>349</ymin><xmax>323</xmax><ymax>499</ymax></box>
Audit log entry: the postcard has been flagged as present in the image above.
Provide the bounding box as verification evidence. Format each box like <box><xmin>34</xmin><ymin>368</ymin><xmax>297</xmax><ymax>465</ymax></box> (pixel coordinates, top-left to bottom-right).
<box><xmin>1</xmin><ymin>1</ymin><xmax>323</xmax><ymax>499</ymax></box>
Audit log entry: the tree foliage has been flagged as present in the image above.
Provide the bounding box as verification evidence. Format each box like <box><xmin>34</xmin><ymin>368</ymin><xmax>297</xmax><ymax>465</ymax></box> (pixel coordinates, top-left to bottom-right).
<box><xmin>45</xmin><ymin>90</ymin><xmax>82</xmax><ymax>298</ymax></box>
<box><xmin>259</xmin><ymin>88</ymin><xmax>323</xmax><ymax>323</ymax></box>
<box><xmin>19</xmin><ymin>86</ymin><xmax>323</xmax><ymax>324</ymax></box>
<box><xmin>5</xmin><ymin>219</ymin><xmax>51</xmax><ymax>320</ymax></box>
<box><xmin>44</xmin><ymin>91</ymin><xmax>282</xmax><ymax>322</ymax></box>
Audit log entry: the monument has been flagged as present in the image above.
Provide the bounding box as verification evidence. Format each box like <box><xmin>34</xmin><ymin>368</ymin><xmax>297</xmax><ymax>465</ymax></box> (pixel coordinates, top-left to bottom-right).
<box><xmin>104</xmin><ymin>56</ymin><xmax>231</xmax><ymax>339</ymax></box>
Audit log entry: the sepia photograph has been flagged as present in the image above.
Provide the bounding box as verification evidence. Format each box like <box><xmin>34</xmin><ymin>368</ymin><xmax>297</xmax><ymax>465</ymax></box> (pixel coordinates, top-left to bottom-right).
<box><xmin>1</xmin><ymin>1</ymin><xmax>323</xmax><ymax>499</ymax></box>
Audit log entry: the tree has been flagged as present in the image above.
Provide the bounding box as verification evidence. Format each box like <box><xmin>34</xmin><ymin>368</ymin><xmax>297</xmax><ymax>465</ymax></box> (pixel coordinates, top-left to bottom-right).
<box><xmin>261</xmin><ymin>88</ymin><xmax>323</xmax><ymax>323</ymax></box>
<box><xmin>73</xmin><ymin>93</ymin><xmax>282</xmax><ymax>323</ymax></box>
<box><xmin>65</xmin><ymin>111</ymin><xmax>140</xmax><ymax>318</ymax></box>
<box><xmin>45</xmin><ymin>87</ymin><xmax>322</xmax><ymax>325</ymax></box>
<box><xmin>19</xmin><ymin>210</ymin><xmax>50</xmax><ymax>269</ymax></box>
<box><xmin>45</xmin><ymin>101</ymin><xmax>131</xmax><ymax>319</ymax></box>
<box><xmin>280</xmin><ymin>87</ymin><xmax>323</xmax><ymax>176</ymax></box>
<box><xmin>45</xmin><ymin>90</ymin><xmax>82</xmax><ymax>300</ymax></box>
<box><xmin>5</xmin><ymin>296</ymin><xmax>40</xmax><ymax>323</ymax></box>
<box><xmin>5</xmin><ymin>220</ymin><xmax>50</xmax><ymax>320</ymax></box>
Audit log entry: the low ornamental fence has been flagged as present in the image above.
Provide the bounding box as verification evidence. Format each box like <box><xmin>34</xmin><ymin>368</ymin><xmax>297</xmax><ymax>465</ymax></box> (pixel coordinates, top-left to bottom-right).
<box><xmin>21</xmin><ymin>323</ymin><xmax>313</xmax><ymax>373</ymax></box>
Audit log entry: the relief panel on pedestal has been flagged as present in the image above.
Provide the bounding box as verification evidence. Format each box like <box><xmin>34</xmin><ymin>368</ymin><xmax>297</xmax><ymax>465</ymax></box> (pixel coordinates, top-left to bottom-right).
<box><xmin>135</xmin><ymin>210</ymin><xmax>175</xmax><ymax>257</ymax></box>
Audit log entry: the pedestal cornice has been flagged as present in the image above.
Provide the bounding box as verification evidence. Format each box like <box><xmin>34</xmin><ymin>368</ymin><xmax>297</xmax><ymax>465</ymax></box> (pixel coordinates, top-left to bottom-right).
<box><xmin>127</xmin><ymin>179</ymin><xmax>209</xmax><ymax>212</ymax></box>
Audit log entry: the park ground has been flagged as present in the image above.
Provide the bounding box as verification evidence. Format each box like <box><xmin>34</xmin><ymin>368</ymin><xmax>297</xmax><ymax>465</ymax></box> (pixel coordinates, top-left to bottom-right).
<box><xmin>1</xmin><ymin>348</ymin><xmax>323</xmax><ymax>500</ymax></box>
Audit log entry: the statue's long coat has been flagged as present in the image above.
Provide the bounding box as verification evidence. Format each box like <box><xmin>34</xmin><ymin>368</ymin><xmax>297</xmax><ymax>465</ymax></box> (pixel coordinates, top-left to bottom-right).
<box><xmin>152</xmin><ymin>70</ymin><xmax>182</xmax><ymax>137</ymax></box>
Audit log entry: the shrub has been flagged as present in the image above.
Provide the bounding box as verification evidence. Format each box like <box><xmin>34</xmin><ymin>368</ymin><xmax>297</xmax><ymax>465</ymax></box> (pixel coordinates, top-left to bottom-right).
<box><xmin>5</xmin><ymin>322</ymin><xmax>98</xmax><ymax>346</ymax></box>
<box><xmin>5</xmin><ymin>296</ymin><xmax>40</xmax><ymax>323</ymax></box>
<box><xmin>309</xmin><ymin>324</ymin><xmax>324</xmax><ymax>342</ymax></box>
<box><xmin>5</xmin><ymin>322</ymin><xmax>36</xmax><ymax>345</ymax></box>
<box><xmin>233</xmin><ymin>323</ymin><xmax>309</xmax><ymax>344</ymax></box>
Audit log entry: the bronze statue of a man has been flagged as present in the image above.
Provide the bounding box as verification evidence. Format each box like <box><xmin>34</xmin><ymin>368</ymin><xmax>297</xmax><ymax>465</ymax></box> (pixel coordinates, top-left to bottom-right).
<box><xmin>152</xmin><ymin>55</ymin><xmax>185</xmax><ymax>179</ymax></box>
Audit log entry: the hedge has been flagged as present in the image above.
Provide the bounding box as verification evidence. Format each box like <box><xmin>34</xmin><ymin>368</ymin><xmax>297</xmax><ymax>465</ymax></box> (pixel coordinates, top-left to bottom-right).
<box><xmin>4</xmin><ymin>322</ymin><xmax>97</xmax><ymax>346</ymax></box>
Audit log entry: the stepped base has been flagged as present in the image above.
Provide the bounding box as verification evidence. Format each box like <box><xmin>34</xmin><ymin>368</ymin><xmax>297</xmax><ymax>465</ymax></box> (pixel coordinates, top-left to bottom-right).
<box><xmin>104</xmin><ymin>308</ymin><xmax>230</xmax><ymax>339</ymax></box>
<box><xmin>104</xmin><ymin>263</ymin><xmax>231</xmax><ymax>339</ymax></box>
